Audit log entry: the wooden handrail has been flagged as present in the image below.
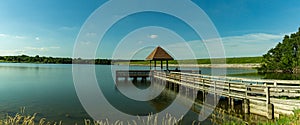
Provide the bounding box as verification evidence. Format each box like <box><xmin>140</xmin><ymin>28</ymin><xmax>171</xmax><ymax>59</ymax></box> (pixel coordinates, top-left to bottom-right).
<box><xmin>152</xmin><ymin>71</ymin><xmax>300</xmax><ymax>100</ymax></box>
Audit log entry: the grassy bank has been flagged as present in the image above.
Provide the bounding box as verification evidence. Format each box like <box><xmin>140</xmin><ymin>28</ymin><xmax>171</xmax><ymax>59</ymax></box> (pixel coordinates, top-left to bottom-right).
<box><xmin>263</xmin><ymin>110</ymin><xmax>300</xmax><ymax>125</ymax></box>
<box><xmin>223</xmin><ymin>109</ymin><xmax>300</xmax><ymax>125</ymax></box>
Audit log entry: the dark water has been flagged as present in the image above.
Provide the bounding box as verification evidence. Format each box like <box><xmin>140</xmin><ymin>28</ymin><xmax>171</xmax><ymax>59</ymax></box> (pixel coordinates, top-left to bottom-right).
<box><xmin>0</xmin><ymin>63</ymin><xmax>262</xmax><ymax>124</ymax></box>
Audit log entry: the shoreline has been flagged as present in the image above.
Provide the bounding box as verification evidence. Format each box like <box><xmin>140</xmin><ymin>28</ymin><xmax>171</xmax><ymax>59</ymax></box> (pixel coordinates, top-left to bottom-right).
<box><xmin>123</xmin><ymin>63</ymin><xmax>260</xmax><ymax>69</ymax></box>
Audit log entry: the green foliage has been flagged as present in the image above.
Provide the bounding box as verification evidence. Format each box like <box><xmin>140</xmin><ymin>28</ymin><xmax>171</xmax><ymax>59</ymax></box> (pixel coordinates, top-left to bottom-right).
<box><xmin>260</xmin><ymin>109</ymin><xmax>300</xmax><ymax>125</ymax></box>
<box><xmin>259</xmin><ymin>28</ymin><xmax>300</xmax><ymax>73</ymax></box>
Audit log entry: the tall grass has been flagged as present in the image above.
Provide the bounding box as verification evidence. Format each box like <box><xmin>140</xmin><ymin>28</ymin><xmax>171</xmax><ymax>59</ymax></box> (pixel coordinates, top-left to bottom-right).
<box><xmin>83</xmin><ymin>113</ymin><xmax>182</xmax><ymax>125</ymax></box>
<box><xmin>260</xmin><ymin>109</ymin><xmax>300</xmax><ymax>125</ymax></box>
<box><xmin>0</xmin><ymin>108</ymin><xmax>182</xmax><ymax>125</ymax></box>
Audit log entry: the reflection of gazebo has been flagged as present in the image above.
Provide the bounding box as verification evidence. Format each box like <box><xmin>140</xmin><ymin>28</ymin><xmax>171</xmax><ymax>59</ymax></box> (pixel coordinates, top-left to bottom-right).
<box><xmin>146</xmin><ymin>46</ymin><xmax>174</xmax><ymax>70</ymax></box>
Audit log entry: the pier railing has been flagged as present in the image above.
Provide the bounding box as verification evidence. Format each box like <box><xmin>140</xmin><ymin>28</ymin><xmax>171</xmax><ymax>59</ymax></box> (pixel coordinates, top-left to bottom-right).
<box><xmin>152</xmin><ymin>71</ymin><xmax>300</xmax><ymax>119</ymax></box>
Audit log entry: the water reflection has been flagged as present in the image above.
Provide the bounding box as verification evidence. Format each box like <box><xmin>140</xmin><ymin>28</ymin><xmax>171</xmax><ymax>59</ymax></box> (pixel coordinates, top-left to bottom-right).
<box><xmin>131</xmin><ymin>81</ymin><xmax>269</xmax><ymax>124</ymax></box>
<box><xmin>0</xmin><ymin>63</ymin><xmax>270</xmax><ymax>124</ymax></box>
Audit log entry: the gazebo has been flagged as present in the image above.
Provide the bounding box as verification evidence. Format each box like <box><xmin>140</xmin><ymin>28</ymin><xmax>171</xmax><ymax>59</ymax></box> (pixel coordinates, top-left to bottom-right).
<box><xmin>146</xmin><ymin>46</ymin><xmax>174</xmax><ymax>70</ymax></box>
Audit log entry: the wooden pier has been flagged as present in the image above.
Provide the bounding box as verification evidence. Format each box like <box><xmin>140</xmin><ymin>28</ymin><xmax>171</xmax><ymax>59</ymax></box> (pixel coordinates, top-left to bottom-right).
<box><xmin>115</xmin><ymin>70</ymin><xmax>200</xmax><ymax>82</ymax></box>
<box><xmin>116</xmin><ymin>70</ymin><xmax>150</xmax><ymax>82</ymax></box>
<box><xmin>115</xmin><ymin>46</ymin><xmax>300</xmax><ymax>120</ymax></box>
<box><xmin>151</xmin><ymin>71</ymin><xmax>300</xmax><ymax>119</ymax></box>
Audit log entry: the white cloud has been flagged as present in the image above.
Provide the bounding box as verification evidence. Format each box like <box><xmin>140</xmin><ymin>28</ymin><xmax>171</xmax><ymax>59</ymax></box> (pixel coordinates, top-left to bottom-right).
<box><xmin>0</xmin><ymin>49</ymin><xmax>26</xmax><ymax>56</ymax></box>
<box><xmin>148</xmin><ymin>34</ymin><xmax>158</xmax><ymax>39</ymax></box>
<box><xmin>15</xmin><ymin>36</ymin><xmax>26</xmax><ymax>39</ymax></box>
<box><xmin>59</xmin><ymin>26</ymin><xmax>77</xmax><ymax>31</ymax></box>
<box><xmin>35</xmin><ymin>37</ymin><xmax>40</xmax><ymax>41</ymax></box>
<box><xmin>0</xmin><ymin>34</ymin><xmax>27</xmax><ymax>40</ymax></box>
<box><xmin>25</xmin><ymin>47</ymin><xmax>48</xmax><ymax>52</ymax></box>
<box><xmin>163</xmin><ymin>33</ymin><xmax>284</xmax><ymax>59</ymax></box>
<box><xmin>0</xmin><ymin>34</ymin><xmax>9</xmax><ymax>38</ymax></box>
<box><xmin>219</xmin><ymin>33</ymin><xmax>282</xmax><ymax>57</ymax></box>
<box><xmin>222</xmin><ymin>33</ymin><xmax>282</xmax><ymax>43</ymax></box>
<box><xmin>0</xmin><ymin>46</ymin><xmax>61</xmax><ymax>56</ymax></box>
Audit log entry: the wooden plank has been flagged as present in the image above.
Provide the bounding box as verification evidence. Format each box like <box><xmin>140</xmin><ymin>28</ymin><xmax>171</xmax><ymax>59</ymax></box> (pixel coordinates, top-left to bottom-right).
<box><xmin>274</xmin><ymin>109</ymin><xmax>294</xmax><ymax>115</ymax></box>
<box><xmin>250</xmin><ymin>109</ymin><xmax>267</xmax><ymax>117</ymax></box>
<box><xmin>250</xmin><ymin>104</ymin><xmax>267</xmax><ymax>112</ymax></box>
<box><xmin>273</xmin><ymin>103</ymin><xmax>298</xmax><ymax>111</ymax></box>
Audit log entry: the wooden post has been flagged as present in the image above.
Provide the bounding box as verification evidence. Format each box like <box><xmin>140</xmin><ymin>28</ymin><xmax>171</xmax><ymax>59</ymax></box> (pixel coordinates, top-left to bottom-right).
<box><xmin>214</xmin><ymin>81</ymin><xmax>217</xmax><ymax>105</ymax></box>
<box><xmin>150</xmin><ymin>60</ymin><xmax>152</xmax><ymax>70</ymax></box>
<box><xmin>265</xmin><ymin>85</ymin><xmax>270</xmax><ymax>106</ymax></box>
<box><xmin>214</xmin><ymin>81</ymin><xmax>216</xmax><ymax>92</ymax></box>
<box><xmin>267</xmin><ymin>103</ymin><xmax>274</xmax><ymax>119</ymax></box>
<box><xmin>160</xmin><ymin>60</ymin><xmax>163</xmax><ymax>70</ymax></box>
<box><xmin>202</xmin><ymin>91</ymin><xmax>205</xmax><ymax>102</ymax></box>
<box><xmin>265</xmin><ymin>86</ymin><xmax>274</xmax><ymax>119</ymax></box>
<box><xmin>244</xmin><ymin>84</ymin><xmax>250</xmax><ymax>114</ymax></box>
<box><xmin>228</xmin><ymin>82</ymin><xmax>231</xmax><ymax>96</ymax></box>
<box><xmin>244</xmin><ymin>99</ymin><xmax>250</xmax><ymax>114</ymax></box>
<box><xmin>202</xmin><ymin>79</ymin><xmax>205</xmax><ymax>91</ymax></box>
<box><xmin>231</xmin><ymin>98</ymin><xmax>235</xmax><ymax>111</ymax></box>
<box><xmin>154</xmin><ymin>60</ymin><xmax>156</xmax><ymax>70</ymax></box>
<box><xmin>166</xmin><ymin>60</ymin><xmax>169</xmax><ymax>70</ymax></box>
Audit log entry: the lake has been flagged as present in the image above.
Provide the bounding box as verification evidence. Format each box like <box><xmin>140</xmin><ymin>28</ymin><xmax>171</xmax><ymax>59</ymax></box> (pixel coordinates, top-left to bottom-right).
<box><xmin>0</xmin><ymin>63</ymin><xmax>263</xmax><ymax>124</ymax></box>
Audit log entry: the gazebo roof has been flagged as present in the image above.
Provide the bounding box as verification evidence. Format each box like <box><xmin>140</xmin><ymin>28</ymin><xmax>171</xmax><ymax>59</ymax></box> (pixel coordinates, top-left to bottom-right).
<box><xmin>146</xmin><ymin>46</ymin><xmax>174</xmax><ymax>60</ymax></box>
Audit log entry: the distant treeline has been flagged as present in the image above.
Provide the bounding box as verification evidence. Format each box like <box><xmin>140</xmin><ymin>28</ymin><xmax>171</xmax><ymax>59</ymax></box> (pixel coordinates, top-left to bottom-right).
<box><xmin>0</xmin><ymin>55</ymin><xmax>263</xmax><ymax>65</ymax></box>
<box><xmin>0</xmin><ymin>55</ymin><xmax>111</xmax><ymax>65</ymax></box>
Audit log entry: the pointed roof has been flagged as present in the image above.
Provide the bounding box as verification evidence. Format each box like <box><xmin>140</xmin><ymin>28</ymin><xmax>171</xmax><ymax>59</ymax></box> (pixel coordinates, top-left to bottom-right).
<box><xmin>146</xmin><ymin>46</ymin><xmax>174</xmax><ymax>60</ymax></box>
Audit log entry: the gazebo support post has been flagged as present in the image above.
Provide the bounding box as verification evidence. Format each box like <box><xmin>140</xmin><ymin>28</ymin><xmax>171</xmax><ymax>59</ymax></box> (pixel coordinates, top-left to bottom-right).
<box><xmin>154</xmin><ymin>60</ymin><xmax>156</xmax><ymax>70</ymax></box>
<box><xmin>161</xmin><ymin>60</ymin><xmax>163</xmax><ymax>70</ymax></box>
<box><xmin>167</xmin><ymin>60</ymin><xmax>169</xmax><ymax>70</ymax></box>
<box><xmin>150</xmin><ymin>60</ymin><xmax>152</xmax><ymax>70</ymax></box>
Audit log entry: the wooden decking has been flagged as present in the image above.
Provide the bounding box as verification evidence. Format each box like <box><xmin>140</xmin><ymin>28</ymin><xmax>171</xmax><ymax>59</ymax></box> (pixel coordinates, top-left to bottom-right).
<box><xmin>115</xmin><ymin>70</ymin><xmax>200</xmax><ymax>82</ymax></box>
<box><xmin>116</xmin><ymin>70</ymin><xmax>150</xmax><ymax>82</ymax></box>
<box><xmin>152</xmin><ymin>71</ymin><xmax>300</xmax><ymax>119</ymax></box>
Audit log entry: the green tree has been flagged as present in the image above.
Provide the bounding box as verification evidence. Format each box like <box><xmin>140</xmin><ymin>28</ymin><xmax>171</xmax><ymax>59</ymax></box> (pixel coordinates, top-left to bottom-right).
<box><xmin>260</xmin><ymin>28</ymin><xmax>300</xmax><ymax>73</ymax></box>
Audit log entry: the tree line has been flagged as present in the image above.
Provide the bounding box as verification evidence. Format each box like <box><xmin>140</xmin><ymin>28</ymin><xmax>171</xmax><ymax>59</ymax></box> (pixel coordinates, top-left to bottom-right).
<box><xmin>0</xmin><ymin>55</ymin><xmax>111</xmax><ymax>65</ymax></box>
<box><xmin>259</xmin><ymin>28</ymin><xmax>300</xmax><ymax>73</ymax></box>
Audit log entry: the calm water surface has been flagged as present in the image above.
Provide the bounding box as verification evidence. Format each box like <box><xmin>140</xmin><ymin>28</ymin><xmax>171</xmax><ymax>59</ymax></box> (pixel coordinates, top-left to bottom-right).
<box><xmin>0</xmin><ymin>63</ymin><xmax>259</xmax><ymax>124</ymax></box>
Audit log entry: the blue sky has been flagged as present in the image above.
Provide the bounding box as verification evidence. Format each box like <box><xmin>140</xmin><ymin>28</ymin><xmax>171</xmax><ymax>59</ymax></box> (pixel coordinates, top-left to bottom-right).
<box><xmin>0</xmin><ymin>0</ymin><xmax>300</xmax><ymax>59</ymax></box>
